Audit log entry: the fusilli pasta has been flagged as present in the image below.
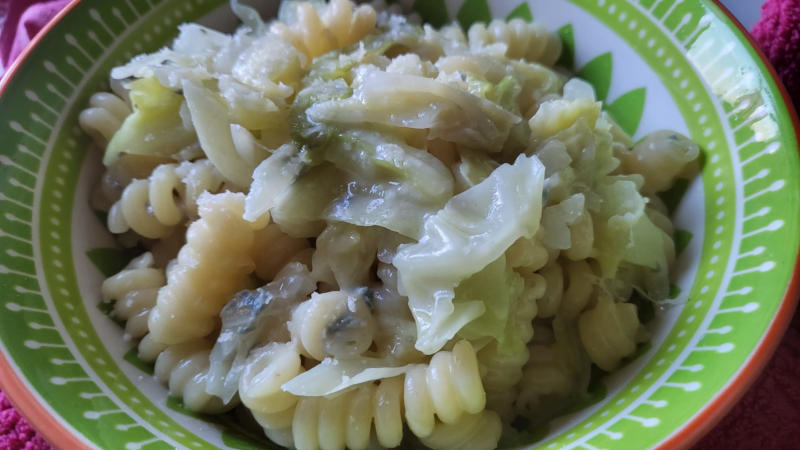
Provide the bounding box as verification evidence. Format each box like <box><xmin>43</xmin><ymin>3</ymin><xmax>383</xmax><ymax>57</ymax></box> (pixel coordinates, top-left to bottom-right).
<box><xmin>153</xmin><ymin>339</ymin><xmax>239</xmax><ymax>413</ymax></box>
<box><xmin>289</xmin><ymin>290</ymin><xmax>375</xmax><ymax>361</ymax></box>
<box><xmin>467</xmin><ymin>19</ymin><xmax>562</xmax><ymax>66</ymax></box>
<box><xmin>101</xmin><ymin>252</ymin><xmax>164</xmax><ymax>340</ymax></box>
<box><xmin>271</xmin><ymin>0</ymin><xmax>377</xmax><ymax>60</ymax></box>
<box><xmin>478</xmin><ymin>272</ymin><xmax>544</xmax><ymax>417</ymax></box>
<box><xmin>239</xmin><ymin>342</ymin><xmax>305</xmax><ymax>448</ymax></box>
<box><xmin>419</xmin><ymin>410</ymin><xmax>502</xmax><ymax>450</ymax></box>
<box><xmin>404</xmin><ymin>340</ymin><xmax>486</xmax><ymax>438</ymax></box>
<box><xmin>516</xmin><ymin>317</ymin><xmax>591</xmax><ymax>418</ymax></box>
<box><xmin>106</xmin><ymin>159</ymin><xmax>227</xmax><ymax>239</ymax></box>
<box><xmin>147</xmin><ymin>192</ymin><xmax>262</xmax><ymax>344</ymax></box>
<box><xmin>617</xmin><ymin>130</ymin><xmax>700</xmax><ymax>194</ymax></box>
<box><xmin>79</xmin><ymin>91</ymin><xmax>131</xmax><ymax>146</ymax></box>
<box><xmin>578</xmin><ymin>294</ymin><xmax>642</xmax><ymax>371</ymax></box>
<box><xmin>251</xmin><ymin>223</ymin><xmax>312</xmax><ymax>282</ymax></box>
<box><xmin>291</xmin><ymin>376</ymin><xmax>404</xmax><ymax>450</ymax></box>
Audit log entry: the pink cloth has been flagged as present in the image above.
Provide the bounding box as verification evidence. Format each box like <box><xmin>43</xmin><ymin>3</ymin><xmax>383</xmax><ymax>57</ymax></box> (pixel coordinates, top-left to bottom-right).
<box><xmin>0</xmin><ymin>392</ymin><xmax>50</xmax><ymax>450</ymax></box>
<box><xmin>752</xmin><ymin>0</ymin><xmax>800</xmax><ymax>108</ymax></box>
<box><xmin>0</xmin><ymin>1</ymin><xmax>799</xmax><ymax>450</ymax></box>
<box><xmin>0</xmin><ymin>0</ymin><xmax>69</xmax><ymax>75</ymax></box>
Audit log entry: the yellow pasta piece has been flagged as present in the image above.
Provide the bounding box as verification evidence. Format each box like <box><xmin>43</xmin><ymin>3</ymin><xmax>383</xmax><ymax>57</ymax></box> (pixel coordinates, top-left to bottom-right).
<box><xmin>147</xmin><ymin>192</ymin><xmax>261</xmax><ymax>344</ymax></box>
<box><xmin>578</xmin><ymin>294</ymin><xmax>641</xmax><ymax>371</ymax></box>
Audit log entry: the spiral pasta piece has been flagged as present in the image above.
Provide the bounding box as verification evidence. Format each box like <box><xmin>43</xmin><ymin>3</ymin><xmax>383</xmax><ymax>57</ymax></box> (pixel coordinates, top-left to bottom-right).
<box><xmin>578</xmin><ymin>294</ymin><xmax>641</xmax><ymax>371</ymax></box>
<box><xmin>507</xmin><ymin>235</ymin><xmax>549</xmax><ymax>272</ymax></box>
<box><xmin>289</xmin><ymin>290</ymin><xmax>375</xmax><ymax>361</ymax></box>
<box><xmin>478</xmin><ymin>272</ymin><xmax>543</xmax><ymax>417</ymax></box>
<box><xmin>101</xmin><ymin>252</ymin><xmax>165</xmax><ymax>339</ymax></box>
<box><xmin>535</xmin><ymin>258</ymin><xmax>596</xmax><ymax>320</ymax></box>
<box><xmin>153</xmin><ymin>338</ymin><xmax>238</xmax><ymax>413</ymax></box>
<box><xmin>404</xmin><ymin>340</ymin><xmax>486</xmax><ymax>438</ymax></box>
<box><xmin>517</xmin><ymin>345</ymin><xmax>580</xmax><ymax>416</ymax></box>
<box><xmin>537</xmin><ymin>262</ymin><xmax>563</xmax><ymax>318</ymax></box>
<box><xmin>418</xmin><ymin>410</ymin><xmax>502</xmax><ymax>450</ymax></box>
<box><xmin>147</xmin><ymin>192</ymin><xmax>261</xmax><ymax>345</ymax></box>
<box><xmin>559</xmin><ymin>259</ymin><xmax>596</xmax><ymax>318</ymax></box>
<box><xmin>106</xmin><ymin>159</ymin><xmax>227</xmax><ymax>239</ymax></box>
<box><xmin>517</xmin><ymin>316</ymin><xmax>591</xmax><ymax>418</ymax></box>
<box><xmin>137</xmin><ymin>333</ymin><xmax>168</xmax><ymax>363</ymax></box>
<box><xmin>251</xmin><ymin>223</ymin><xmax>312</xmax><ymax>281</ymax></box>
<box><xmin>271</xmin><ymin>0</ymin><xmax>377</xmax><ymax>60</ymax></box>
<box><xmin>239</xmin><ymin>343</ymin><xmax>403</xmax><ymax>449</ymax></box>
<box><xmin>79</xmin><ymin>91</ymin><xmax>131</xmax><ymax>146</ymax></box>
<box><xmin>291</xmin><ymin>377</ymin><xmax>404</xmax><ymax>450</ymax></box>
<box><xmin>467</xmin><ymin>19</ymin><xmax>562</xmax><ymax>66</ymax></box>
<box><xmin>239</xmin><ymin>342</ymin><xmax>305</xmax><ymax>448</ymax></box>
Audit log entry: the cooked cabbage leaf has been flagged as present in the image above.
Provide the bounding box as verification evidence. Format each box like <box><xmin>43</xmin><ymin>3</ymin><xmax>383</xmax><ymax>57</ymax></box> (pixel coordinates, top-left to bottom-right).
<box><xmin>592</xmin><ymin>176</ymin><xmax>672</xmax><ymax>299</ymax></box>
<box><xmin>244</xmin><ymin>143</ymin><xmax>306</xmax><ymax>223</ymax></box>
<box><xmin>268</xmin><ymin>130</ymin><xmax>453</xmax><ymax>238</ymax></box>
<box><xmin>281</xmin><ymin>358</ymin><xmax>411</xmax><ymax>397</ymax></box>
<box><xmin>182</xmin><ymin>79</ymin><xmax>255</xmax><ymax>188</ymax></box>
<box><xmin>454</xmin><ymin>255</ymin><xmax>524</xmax><ymax>347</ymax></box>
<box><xmin>306</xmin><ymin>69</ymin><xmax>521</xmax><ymax>150</ymax></box>
<box><xmin>271</xmin><ymin>162</ymin><xmax>447</xmax><ymax>239</ymax></box>
<box><xmin>103</xmin><ymin>77</ymin><xmax>196</xmax><ymax>166</ymax></box>
<box><xmin>393</xmin><ymin>154</ymin><xmax>545</xmax><ymax>354</ymax></box>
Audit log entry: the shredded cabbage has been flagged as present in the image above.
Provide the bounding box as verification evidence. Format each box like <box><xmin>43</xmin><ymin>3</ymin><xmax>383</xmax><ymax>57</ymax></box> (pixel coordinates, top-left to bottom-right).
<box><xmin>393</xmin><ymin>154</ymin><xmax>545</xmax><ymax>354</ymax></box>
<box><xmin>244</xmin><ymin>143</ymin><xmax>306</xmax><ymax>223</ymax></box>
<box><xmin>453</xmin><ymin>255</ymin><xmax>524</xmax><ymax>347</ymax></box>
<box><xmin>307</xmin><ymin>69</ymin><xmax>522</xmax><ymax>150</ymax></box>
<box><xmin>182</xmin><ymin>79</ymin><xmax>256</xmax><ymax>188</ymax></box>
<box><xmin>103</xmin><ymin>77</ymin><xmax>196</xmax><ymax>165</ymax></box>
<box><xmin>281</xmin><ymin>358</ymin><xmax>411</xmax><ymax>396</ymax></box>
<box><xmin>266</xmin><ymin>130</ymin><xmax>454</xmax><ymax>238</ymax></box>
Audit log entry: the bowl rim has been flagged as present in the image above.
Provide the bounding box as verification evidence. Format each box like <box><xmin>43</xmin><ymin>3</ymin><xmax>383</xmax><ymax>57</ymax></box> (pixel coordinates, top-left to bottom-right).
<box><xmin>657</xmin><ymin>1</ymin><xmax>800</xmax><ymax>448</ymax></box>
<box><xmin>0</xmin><ymin>1</ymin><xmax>797</xmax><ymax>449</ymax></box>
<box><xmin>0</xmin><ymin>2</ymin><xmax>93</xmax><ymax>447</ymax></box>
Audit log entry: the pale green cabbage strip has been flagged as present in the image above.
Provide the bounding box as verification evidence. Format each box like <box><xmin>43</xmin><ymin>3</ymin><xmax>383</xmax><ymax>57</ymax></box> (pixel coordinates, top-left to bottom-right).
<box><xmin>393</xmin><ymin>154</ymin><xmax>545</xmax><ymax>355</ymax></box>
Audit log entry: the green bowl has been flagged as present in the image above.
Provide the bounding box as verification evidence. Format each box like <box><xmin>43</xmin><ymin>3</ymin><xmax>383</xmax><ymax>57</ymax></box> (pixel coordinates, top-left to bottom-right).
<box><xmin>1</xmin><ymin>0</ymin><xmax>798</xmax><ymax>448</ymax></box>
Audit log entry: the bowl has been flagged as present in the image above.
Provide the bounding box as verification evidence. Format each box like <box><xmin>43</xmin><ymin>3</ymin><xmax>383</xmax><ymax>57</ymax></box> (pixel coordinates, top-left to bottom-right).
<box><xmin>1</xmin><ymin>0</ymin><xmax>798</xmax><ymax>449</ymax></box>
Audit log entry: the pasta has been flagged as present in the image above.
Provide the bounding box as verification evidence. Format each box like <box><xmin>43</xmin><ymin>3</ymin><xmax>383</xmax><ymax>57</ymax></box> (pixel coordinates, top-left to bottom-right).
<box><xmin>153</xmin><ymin>339</ymin><xmax>239</xmax><ymax>413</ymax></box>
<box><xmin>290</xmin><ymin>377</ymin><xmax>404</xmax><ymax>450</ymax></box>
<box><xmin>403</xmin><ymin>340</ymin><xmax>485</xmax><ymax>438</ymax></box>
<box><xmin>468</xmin><ymin>18</ymin><xmax>562</xmax><ymax>66</ymax></box>
<box><xmin>289</xmin><ymin>291</ymin><xmax>376</xmax><ymax>361</ymax></box>
<box><xmin>478</xmin><ymin>272</ymin><xmax>544</xmax><ymax>418</ymax></box>
<box><xmin>79</xmin><ymin>91</ymin><xmax>131</xmax><ymax>146</ymax></box>
<box><xmin>147</xmin><ymin>191</ymin><xmax>262</xmax><ymax>344</ymax></box>
<box><xmin>251</xmin><ymin>223</ymin><xmax>312</xmax><ymax>281</ymax></box>
<box><xmin>86</xmin><ymin>1</ymin><xmax>700</xmax><ymax>448</ymax></box>
<box><xmin>419</xmin><ymin>410</ymin><xmax>502</xmax><ymax>450</ymax></box>
<box><xmin>578</xmin><ymin>294</ymin><xmax>643</xmax><ymax>371</ymax></box>
<box><xmin>517</xmin><ymin>317</ymin><xmax>591</xmax><ymax>419</ymax></box>
<box><xmin>106</xmin><ymin>159</ymin><xmax>226</xmax><ymax>239</ymax></box>
<box><xmin>271</xmin><ymin>0</ymin><xmax>377</xmax><ymax>60</ymax></box>
<box><xmin>101</xmin><ymin>252</ymin><xmax>164</xmax><ymax>339</ymax></box>
<box><xmin>239</xmin><ymin>342</ymin><xmax>304</xmax><ymax>447</ymax></box>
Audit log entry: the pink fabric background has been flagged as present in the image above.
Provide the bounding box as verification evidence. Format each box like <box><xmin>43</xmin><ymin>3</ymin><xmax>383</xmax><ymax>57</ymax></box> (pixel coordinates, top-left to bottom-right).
<box><xmin>0</xmin><ymin>0</ymin><xmax>798</xmax><ymax>449</ymax></box>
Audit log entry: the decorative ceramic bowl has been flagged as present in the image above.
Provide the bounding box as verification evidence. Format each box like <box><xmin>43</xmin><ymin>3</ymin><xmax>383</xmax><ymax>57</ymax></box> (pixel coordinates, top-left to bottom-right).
<box><xmin>1</xmin><ymin>0</ymin><xmax>798</xmax><ymax>449</ymax></box>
